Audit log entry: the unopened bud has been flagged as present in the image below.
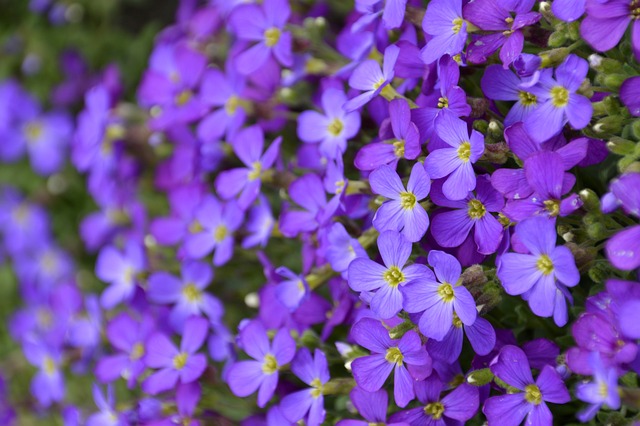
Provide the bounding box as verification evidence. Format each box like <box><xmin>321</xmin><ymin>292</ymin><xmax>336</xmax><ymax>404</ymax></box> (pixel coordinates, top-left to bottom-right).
<box><xmin>467</xmin><ymin>368</ymin><xmax>494</xmax><ymax>386</ymax></box>
<box><xmin>389</xmin><ymin>320</ymin><xmax>415</xmax><ymax>339</ymax></box>
<box><xmin>579</xmin><ymin>189</ymin><xmax>601</xmax><ymax>212</ymax></box>
<box><xmin>547</xmin><ymin>31</ymin><xmax>567</xmax><ymax>48</ymax></box>
<box><xmin>594</xmin><ymin>116</ymin><xmax>624</xmax><ymax>134</ymax></box>
<box><xmin>603</xmin><ymin>74</ymin><xmax>627</xmax><ymax>91</ymax></box>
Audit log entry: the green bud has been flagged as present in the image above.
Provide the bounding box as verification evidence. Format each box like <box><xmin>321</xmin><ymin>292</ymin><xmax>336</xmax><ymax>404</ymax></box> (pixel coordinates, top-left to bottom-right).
<box><xmin>586</xmin><ymin>222</ymin><xmax>607</xmax><ymax>240</ymax></box>
<box><xmin>539</xmin><ymin>47</ymin><xmax>570</xmax><ymax>68</ymax></box>
<box><xmin>623</xmin><ymin>160</ymin><xmax>640</xmax><ymax>173</ymax></box>
<box><xmin>473</xmin><ymin>119</ymin><xmax>489</xmax><ymax>134</ymax></box>
<box><xmin>594</xmin><ymin>116</ymin><xmax>624</xmax><ymax>135</ymax></box>
<box><xmin>461</xmin><ymin>264</ymin><xmax>488</xmax><ymax>289</ymax></box>
<box><xmin>482</xmin><ymin>142</ymin><xmax>510</xmax><ymax>164</ymax></box>
<box><xmin>607</xmin><ymin>137</ymin><xmax>636</xmax><ymax>156</ymax></box>
<box><xmin>547</xmin><ymin>31</ymin><xmax>567</xmax><ymax>48</ymax></box>
<box><xmin>591</xmin><ymin>101</ymin><xmax>607</xmax><ymax>116</ymax></box>
<box><xmin>603</xmin><ymin>74</ymin><xmax>628</xmax><ymax>91</ymax></box>
<box><xmin>590</xmin><ymin>56</ymin><xmax>623</xmax><ymax>74</ymax></box>
<box><xmin>487</xmin><ymin>120</ymin><xmax>504</xmax><ymax>140</ymax></box>
<box><xmin>618</xmin><ymin>156</ymin><xmax>640</xmax><ymax>173</ymax></box>
<box><xmin>588</xmin><ymin>262</ymin><xmax>612</xmax><ymax>284</ymax></box>
<box><xmin>579</xmin><ymin>189</ymin><xmax>601</xmax><ymax>212</ymax></box>
<box><xmin>388</xmin><ymin>320</ymin><xmax>415</xmax><ymax>340</ymax></box>
<box><xmin>467</xmin><ymin>368</ymin><xmax>495</xmax><ymax>386</ymax></box>
<box><xmin>299</xmin><ymin>329</ymin><xmax>321</xmax><ymax>349</ymax></box>
<box><xmin>630</xmin><ymin>119</ymin><xmax>640</xmax><ymax>140</ymax></box>
<box><xmin>582</xmin><ymin>212</ymin><xmax>600</xmax><ymax>226</ymax></box>
<box><xmin>566</xmin><ymin>21</ymin><xmax>581</xmax><ymax>40</ymax></box>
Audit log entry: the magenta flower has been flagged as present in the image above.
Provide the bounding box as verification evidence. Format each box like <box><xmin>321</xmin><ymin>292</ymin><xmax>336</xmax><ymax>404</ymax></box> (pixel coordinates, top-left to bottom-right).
<box><xmin>298</xmin><ymin>88</ymin><xmax>361</xmax><ymax>159</ymax></box>
<box><xmin>229</xmin><ymin>0</ymin><xmax>292</xmax><ymax>74</ymax></box>
<box><xmin>400</xmin><ymin>250</ymin><xmax>478</xmax><ymax>341</ymax></box>
<box><xmin>424</xmin><ymin>111</ymin><xmax>484</xmax><ymax>201</ymax></box>
<box><xmin>280</xmin><ymin>348</ymin><xmax>330</xmax><ymax>426</ymax></box>
<box><xmin>421</xmin><ymin>0</ymin><xmax>467</xmax><ymax>64</ymax></box>
<box><xmin>484</xmin><ymin>345</ymin><xmax>570</xmax><ymax>426</ymax></box>
<box><xmin>227</xmin><ymin>321</ymin><xmax>296</xmax><ymax>407</ymax></box>
<box><xmin>497</xmin><ymin>216</ymin><xmax>580</xmax><ymax>326</ymax></box>
<box><xmin>350</xmin><ymin>318</ymin><xmax>432</xmax><ymax>407</ymax></box>
<box><xmin>348</xmin><ymin>230</ymin><xmax>433</xmax><ymax>319</ymax></box>
<box><xmin>344</xmin><ymin>44</ymin><xmax>400</xmax><ymax>112</ymax></box>
<box><xmin>369</xmin><ymin>163</ymin><xmax>431</xmax><ymax>242</ymax></box>
<box><xmin>214</xmin><ymin>125</ymin><xmax>281</xmax><ymax>210</ymax></box>
<box><xmin>142</xmin><ymin>316</ymin><xmax>209</xmax><ymax>395</ymax></box>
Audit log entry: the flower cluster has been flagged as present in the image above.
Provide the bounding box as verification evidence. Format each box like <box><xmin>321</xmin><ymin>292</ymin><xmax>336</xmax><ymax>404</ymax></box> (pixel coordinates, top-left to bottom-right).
<box><xmin>1</xmin><ymin>0</ymin><xmax>640</xmax><ymax>424</ymax></box>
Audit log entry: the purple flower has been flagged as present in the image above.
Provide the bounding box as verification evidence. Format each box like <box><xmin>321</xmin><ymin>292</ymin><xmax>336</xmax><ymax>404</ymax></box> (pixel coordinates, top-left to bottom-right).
<box><xmin>465</xmin><ymin>0</ymin><xmax>540</xmax><ymax>66</ymax></box>
<box><xmin>23</xmin><ymin>338</ymin><xmax>65</xmax><ymax>407</ymax></box>
<box><xmin>350</xmin><ymin>318</ymin><xmax>432</xmax><ymax>407</ymax></box>
<box><xmin>552</xmin><ymin>0</ymin><xmax>587</xmax><ymax>21</ymax></box>
<box><xmin>430</xmin><ymin>174</ymin><xmax>505</xmax><ymax>255</ymax></box>
<box><xmin>95</xmin><ymin>241</ymin><xmax>146</xmax><ymax>309</ymax></box>
<box><xmin>620</xmin><ymin>76</ymin><xmax>640</xmax><ymax>116</ymax></box>
<box><xmin>229</xmin><ymin>0</ymin><xmax>292</xmax><ymax>74</ymax></box>
<box><xmin>401</xmin><ymin>250</ymin><xmax>478</xmax><ymax>341</ymax></box>
<box><xmin>298</xmin><ymin>88</ymin><xmax>361</xmax><ymax>159</ymax></box>
<box><xmin>337</xmin><ymin>387</ymin><xmax>408</xmax><ymax>426</ymax></box>
<box><xmin>369</xmin><ymin>163</ymin><xmax>431</xmax><ymax>242</ymax></box>
<box><xmin>576</xmin><ymin>352</ymin><xmax>620</xmax><ymax>422</ymax></box>
<box><xmin>147</xmin><ymin>261</ymin><xmax>223</xmax><ymax>332</ymax></box>
<box><xmin>280</xmin><ymin>348</ymin><xmax>330</xmax><ymax>426</ymax></box>
<box><xmin>150</xmin><ymin>185</ymin><xmax>205</xmax><ymax>247</ymax></box>
<box><xmin>348</xmin><ymin>230</ymin><xmax>433</xmax><ymax>319</ymax></box>
<box><xmin>524</xmin><ymin>54</ymin><xmax>593</xmax><ymax>143</ymax></box>
<box><xmin>87</xmin><ymin>384</ymin><xmax>128</xmax><ymax>426</ymax></box>
<box><xmin>484</xmin><ymin>345</ymin><xmax>570</xmax><ymax>426</ymax></box>
<box><xmin>324</xmin><ymin>223</ymin><xmax>367</xmax><ymax>277</ymax></box>
<box><xmin>389</xmin><ymin>378</ymin><xmax>479</xmax><ymax>424</ymax></box>
<box><xmin>480</xmin><ymin>65</ymin><xmax>545</xmax><ymax>126</ymax></box>
<box><xmin>344</xmin><ymin>45</ymin><xmax>400</xmax><ymax>112</ymax></box>
<box><xmin>605</xmin><ymin>173</ymin><xmax>640</xmax><ymax>270</ymax></box>
<box><xmin>275</xmin><ymin>266</ymin><xmax>310</xmax><ymax>312</ymax></box>
<box><xmin>411</xmin><ymin>55</ymin><xmax>471</xmax><ymax>141</ymax></box>
<box><xmin>353</xmin><ymin>0</ymin><xmax>408</xmax><ymax>30</ymax></box>
<box><xmin>425</xmin><ymin>111</ymin><xmax>484</xmax><ymax>201</ymax></box>
<box><xmin>95</xmin><ymin>312</ymin><xmax>154</xmax><ymax>388</ymax></box>
<box><xmin>581</xmin><ymin>0</ymin><xmax>640</xmax><ymax>62</ymax></box>
<box><xmin>242</xmin><ymin>195</ymin><xmax>275</xmax><ymax>249</ymax></box>
<box><xmin>428</xmin><ymin>315</ymin><xmax>496</xmax><ymax>362</ymax></box>
<box><xmin>215</xmin><ymin>125</ymin><xmax>281</xmax><ymax>210</ymax></box>
<box><xmin>421</xmin><ymin>0</ymin><xmax>467</xmax><ymax>64</ymax></box>
<box><xmin>355</xmin><ymin>98</ymin><xmax>421</xmax><ymax>171</ymax></box>
<box><xmin>142</xmin><ymin>316</ymin><xmax>209</xmax><ymax>394</ymax></box>
<box><xmin>184</xmin><ymin>196</ymin><xmax>243</xmax><ymax>266</ymax></box>
<box><xmin>498</xmin><ymin>216</ymin><xmax>580</xmax><ymax>326</ymax></box>
<box><xmin>226</xmin><ymin>321</ymin><xmax>296</xmax><ymax>407</ymax></box>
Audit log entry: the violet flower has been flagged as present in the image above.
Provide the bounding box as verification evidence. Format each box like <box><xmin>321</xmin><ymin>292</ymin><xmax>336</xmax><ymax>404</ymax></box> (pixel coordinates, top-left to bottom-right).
<box><xmin>95</xmin><ymin>241</ymin><xmax>146</xmax><ymax>309</ymax></box>
<box><xmin>576</xmin><ymin>352</ymin><xmax>621</xmax><ymax>422</ymax></box>
<box><xmin>421</xmin><ymin>0</ymin><xmax>467</xmax><ymax>64</ymax></box>
<box><xmin>226</xmin><ymin>321</ymin><xmax>296</xmax><ymax>407</ymax></box>
<box><xmin>336</xmin><ymin>387</ymin><xmax>408</xmax><ymax>426</ymax></box>
<box><xmin>605</xmin><ymin>173</ymin><xmax>640</xmax><ymax>270</ymax></box>
<box><xmin>620</xmin><ymin>76</ymin><xmax>640</xmax><ymax>116</ymax></box>
<box><xmin>484</xmin><ymin>345</ymin><xmax>570</xmax><ymax>426</ymax></box>
<box><xmin>350</xmin><ymin>318</ymin><xmax>432</xmax><ymax>407</ymax></box>
<box><xmin>87</xmin><ymin>384</ymin><xmax>128</xmax><ymax>426</ymax></box>
<box><xmin>369</xmin><ymin>163</ymin><xmax>431</xmax><ymax>242</ymax></box>
<box><xmin>581</xmin><ymin>0</ymin><xmax>640</xmax><ymax>62</ymax></box>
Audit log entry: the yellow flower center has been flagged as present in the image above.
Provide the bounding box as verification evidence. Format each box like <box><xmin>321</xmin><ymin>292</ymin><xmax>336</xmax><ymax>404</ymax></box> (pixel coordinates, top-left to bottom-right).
<box><xmin>130</xmin><ymin>342</ymin><xmax>145</xmax><ymax>360</ymax></box>
<box><xmin>536</xmin><ymin>254</ymin><xmax>554</xmax><ymax>275</ymax></box>
<box><xmin>437</xmin><ymin>97</ymin><xmax>449</xmax><ymax>109</ymax></box>
<box><xmin>543</xmin><ymin>199</ymin><xmax>560</xmax><ymax>216</ymax></box>
<box><xmin>631</xmin><ymin>0</ymin><xmax>640</xmax><ymax>18</ymax></box>
<box><xmin>43</xmin><ymin>356</ymin><xmax>56</xmax><ymax>375</ymax></box>
<box><xmin>598</xmin><ymin>382</ymin><xmax>609</xmax><ymax>398</ymax></box>
<box><xmin>437</xmin><ymin>282</ymin><xmax>455</xmax><ymax>302</ymax></box>
<box><xmin>105</xmin><ymin>123</ymin><xmax>125</xmax><ymax>141</ymax></box>
<box><xmin>373</xmin><ymin>78</ymin><xmax>386</xmax><ymax>90</ymax></box>
<box><xmin>214</xmin><ymin>225</ymin><xmax>228</xmax><ymax>242</ymax></box>
<box><xmin>393</xmin><ymin>140</ymin><xmax>405</xmax><ymax>158</ymax></box>
<box><xmin>189</xmin><ymin>220</ymin><xmax>203</xmax><ymax>234</ymax></box>
<box><xmin>452</xmin><ymin>311</ymin><xmax>463</xmax><ymax>328</ymax></box>
<box><xmin>400</xmin><ymin>191</ymin><xmax>417</xmax><ymax>209</ymax></box>
<box><xmin>310</xmin><ymin>378</ymin><xmax>324</xmax><ymax>398</ymax></box>
<box><xmin>457</xmin><ymin>142</ymin><xmax>471</xmax><ymax>162</ymax></box>
<box><xmin>424</xmin><ymin>402</ymin><xmax>445</xmax><ymax>420</ymax></box>
<box><xmin>385</xmin><ymin>347</ymin><xmax>404</xmax><ymax>365</ymax></box>
<box><xmin>182</xmin><ymin>283</ymin><xmax>202</xmax><ymax>303</ymax></box>
<box><xmin>262</xmin><ymin>354</ymin><xmax>278</xmax><ymax>374</ymax></box>
<box><xmin>175</xmin><ymin>90</ymin><xmax>193</xmax><ymax>106</ymax></box>
<box><xmin>248</xmin><ymin>161</ymin><xmax>262</xmax><ymax>181</ymax></box>
<box><xmin>524</xmin><ymin>384</ymin><xmax>543</xmax><ymax>405</ymax></box>
<box><xmin>225</xmin><ymin>95</ymin><xmax>240</xmax><ymax>115</ymax></box>
<box><xmin>327</xmin><ymin>118</ymin><xmax>344</xmax><ymax>136</ymax></box>
<box><xmin>24</xmin><ymin>121</ymin><xmax>43</xmax><ymax>143</ymax></box>
<box><xmin>264</xmin><ymin>27</ymin><xmax>281</xmax><ymax>47</ymax></box>
<box><xmin>452</xmin><ymin>17</ymin><xmax>464</xmax><ymax>34</ymax></box>
<box><xmin>173</xmin><ymin>352</ymin><xmax>188</xmax><ymax>370</ymax></box>
<box><xmin>467</xmin><ymin>199</ymin><xmax>486</xmax><ymax>219</ymax></box>
<box><xmin>383</xmin><ymin>266</ymin><xmax>405</xmax><ymax>287</ymax></box>
<box><xmin>550</xmin><ymin>86</ymin><xmax>570</xmax><ymax>108</ymax></box>
<box><xmin>518</xmin><ymin>91</ymin><xmax>538</xmax><ymax>107</ymax></box>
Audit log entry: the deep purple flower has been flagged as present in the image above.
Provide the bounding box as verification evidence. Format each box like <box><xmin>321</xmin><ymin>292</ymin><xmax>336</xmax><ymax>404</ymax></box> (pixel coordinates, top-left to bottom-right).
<box><xmin>425</xmin><ymin>111</ymin><xmax>484</xmax><ymax>201</ymax></box>
<box><xmin>142</xmin><ymin>316</ymin><xmax>209</xmax><ymax>394</ymax></box>
<box><xmin>524</xmin><ymin>54</ymin><xmax>593</xmax><ymax>143</ymax></box>
<box><xmin>576</xmin><ymin>352</ymin><xmax>620</xmax><ymax>422</ymax></box>
<box><xmin>484</xmin><ymin>345</ymin><xmax>570</xmax><ymax>426</ymax></box>
<box><xmin>353</xmin><ymin>0</ymin><xmax>408</xmax><ymax>30</ymax></box>
<box><xmin>348</xmin><ymin>230</ymin><xmax>433</xmax><ymax>319</ymax></box>
<box><xmin>497</xmin><ymin>216</ymin><xmax>580</xmax><ymax>326</ymax></box>
<box><xmin>581</xmin><ymin>0</ymin><xmax>640</xmax><ymax>62</ymax></box>
<box><xmin>344</xmin><ymin>44</ymin><xmax>400</xmax><ymax>112</ymax></box>
<box><xmin>215</xmin><ymin>125</ymin><xmax>281</xmax><ymax>210</ymax></box>
<box><xmin>229</xmin><ymin>0</ymin><xmax>292</xmax><ymax>74</ymax></box>
<box><xmin>280</xmin><ymin>348</ymin><xmax>330</xmax><ymax>426</ymax></box>
<box><xmin>401</xmin><ymin>250</ymin><xmax>478</xmax><ymax>341</ymax></box>
<box><xmin>147</xmin><ymin>261</ymin><xmax>223</xmax><ymax>332</ymax></box>
<box><xmin>95</xmin><ymin>313</ymin><xmax>154</xmax><ymax>388</ymax></box>
<box><xmin>465</xmin><ymin>0</ymin><xmax>540</xmax><ymax>66</ymax></box>
<box><xmin>427</xmin><ymin>316</ymin><xmax>496</xmax><ymax>363</ymax></box>
<box><xmin>298</xmin><ymin>88</ymin><xmax>361</xmax><ymax>159</ymax></box>
<box><xmin>95</xmin><ymin>241</ymin><xmax>146</xmax><ymax>309</ymax></box>
<box><xmin>430</xmin><ymin>175</ymin><xmax>504</xmax><ymax>254</ymax></box>
<box><xmin>620</xmin><ymin>76</ymin><xmax>640</xmax><ymax>116</ymax></box>
<box><xmin>337</xmin><ymin>386</ymin><xmax>408</xmax><ymax>426</ymax></box>
<box><xmin>184</xmin><ymin>196</ymin><xmax>243</xmax><ymax>266</ymax></box>
<box><xmin>369</xmin><ymin>163</ymin><xmax>431</xmax><ymax>242</ymax></box>
<box><xmin>227</xmin><ymin>321</ymin><xmax>296</xmax><ymax>407</ymax></box>
<box><xmin>605</xmin><ymin>173</ymin><xmax>640</xmax><ymax>270</ymax></box>
<box><xmin>355</xmin><ymin>98</ymin><xmax>421</xmax><ymax>171</ymax></box>
<box><xmin>350</xmin><ymin>318</ymin><xmax>432</xmax><ymax>407</ymax></box>
<box><xmin>421</xmin><ymin>0</ymin><xmax>467</xmax><ymax>64</ymax></box>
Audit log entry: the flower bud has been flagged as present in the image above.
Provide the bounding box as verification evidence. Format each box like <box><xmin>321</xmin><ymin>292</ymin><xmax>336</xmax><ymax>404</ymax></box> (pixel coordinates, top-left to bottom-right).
<box><xmin>467</xmin><ymin>368</ymin><xmax>494</xmax><ymax>386</ymax></box>
<box><xmin>579</xmin><ymin>189</ymin><xmax>601</xmax><ymax>212</ymax></box>
<box><xmin>607</xmin><ymin>137</ymin><xmax>636</xmax><ymax>156</ymax></box>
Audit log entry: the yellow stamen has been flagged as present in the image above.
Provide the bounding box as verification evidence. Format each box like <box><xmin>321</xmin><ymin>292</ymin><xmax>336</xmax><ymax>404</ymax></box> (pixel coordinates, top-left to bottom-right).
<box><xmin>467</xmin><ymin>199</ymin><xmax>486</xmax><ymax>219</ymax></box>
<box><xmin>437</xmin><ymin>282</ymin><xmax>455</xmax><ymax>302</ymax></box>
<box><xmin>264</xmin><ymin>27</ymin><xmax>281</xmax><ymax>47</ymax></box>
<box><xmin>550</xmin><ymin>86</ymin><xmax>569</xmax><ymax>108</ymax></box>
<box><xmin>524</xmin><ymin>384</ymin><xmax>543</xmax><ymax>405</ymax></box>
<box><xmin>457</xmin><ymin>142</ymin><xmax>471</xmax><ymax>162</ymax></box>
<box><xmin>536</xmin><ymin>254</ymin><xmax>554</xmax><ymax>275</ymax></box>
<box><xmin>173</xmin><ymin>353</ymin><xmax>188</xmax><ymax>370</ymax></box>
<box><xmin>385</xmin><ymin>347</ymin><xmax>404</xmax><ymax>365</ymax></box>
<box><xmin>424</xmin><ymin>402</ymin><xmax>445</xmax><ymax>419</ymax></box>
<box><xmin>182</xmin><ymin>283</ymin><xmax>202</xmax><ymax>303</ymax></box>
<box><xmin>383</xmin><ymin>266</ymin><xmax>405</xmax><ymax>287</ymax></box>
<box><xmin>400</xmin><ymin>191</ymin><xmax>417</xmax><ymax>209</ymax></box>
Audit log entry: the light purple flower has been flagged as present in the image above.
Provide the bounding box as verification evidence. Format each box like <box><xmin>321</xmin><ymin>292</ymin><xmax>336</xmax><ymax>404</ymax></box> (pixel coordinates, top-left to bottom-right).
<box><xmin>576</xmin><ymin>352</ymin><xmax>620</xmax><ymax>422</ymax></box>
<box><xmin>580</xmin><ymin>0</ymin><xmax>640</xmax><ymax>62</ymax></box>
<box><xmin>96</xmin><ymin>241</ymin><xmax>146</xmax><ymax>309</ymax></box>
<box><xmin>421</xmin><ymin>0</ymin><xmax>467</xmax><ymax>64</ymax></box>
